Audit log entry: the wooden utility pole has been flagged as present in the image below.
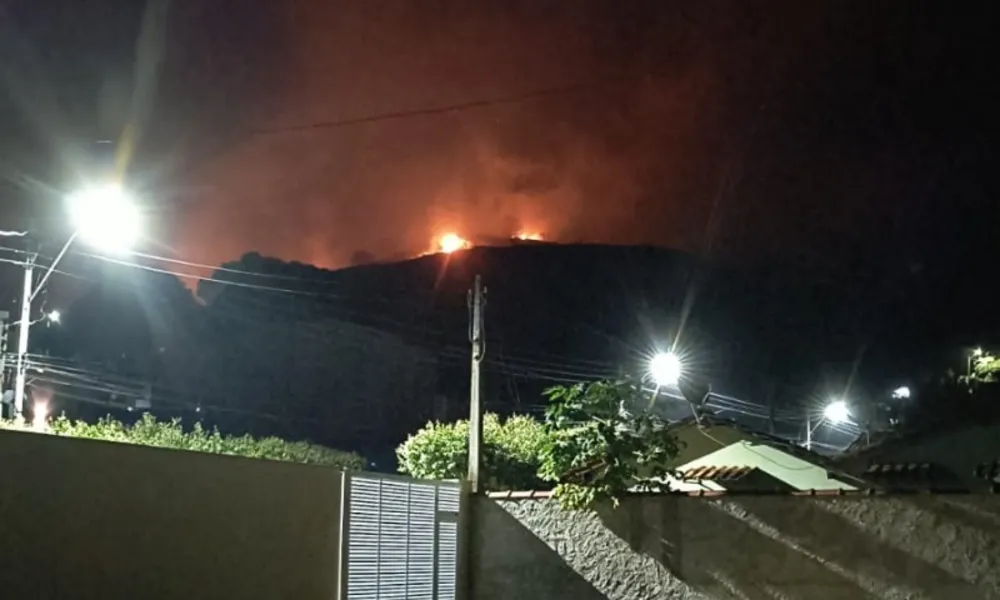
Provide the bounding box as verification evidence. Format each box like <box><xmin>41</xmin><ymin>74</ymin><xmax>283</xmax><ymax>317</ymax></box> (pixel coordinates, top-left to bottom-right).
<box><xmin>467</xmin><ymin>275</ymin><xmax>486</xmax><ymax>493</ymax></box>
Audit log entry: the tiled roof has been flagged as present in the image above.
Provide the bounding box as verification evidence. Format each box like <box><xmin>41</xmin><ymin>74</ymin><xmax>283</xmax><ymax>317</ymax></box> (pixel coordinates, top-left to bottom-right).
<box><xmin>680</xmin><ymin>465</ymin><xmax>754</xmax><ymax>481</ymax></box>
<box><xmin>668</xmin><ymin>415</ymin><xmax>869</xmax><ymax>487</ymax></box>
<box><xmin>671</xmin><ymin>414</ymin><xmax>843</xmax><ymax>468</ymax></box>
<box><xmin>863</xmin><ymin>462</ymin><xmax>934</xmax><ymax>477</ymax></box>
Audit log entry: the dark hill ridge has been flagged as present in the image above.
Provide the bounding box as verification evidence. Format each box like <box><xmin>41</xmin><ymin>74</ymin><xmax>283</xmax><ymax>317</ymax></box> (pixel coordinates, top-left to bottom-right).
<box><xmin>54</xmin><ymin>242</ymin><xmax>956</xmax><ymax>458</ymax></box>
<box><xmin>206</xmin><ymin>242</ymin><xmax>931</xmax><ymax>401</ymax></box>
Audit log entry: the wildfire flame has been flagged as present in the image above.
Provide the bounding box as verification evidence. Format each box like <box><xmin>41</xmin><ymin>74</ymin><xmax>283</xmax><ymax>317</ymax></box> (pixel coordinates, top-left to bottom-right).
<box><xmin>514</xmin><ymin>231</ymin><xmax>543</xmax><ymax>241</ymax></box>
<box><xmin>438</xmin><ymin>233</ymin><xmax>471</xmax><ymax>254</ymax></box>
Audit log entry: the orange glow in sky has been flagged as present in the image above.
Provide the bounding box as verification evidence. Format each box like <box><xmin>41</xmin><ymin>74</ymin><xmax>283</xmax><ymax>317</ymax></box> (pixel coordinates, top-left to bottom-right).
<box><xmin>438</xmin><ymin>233</ymin><xmax>471</xmax><ymax>254</ymax></box>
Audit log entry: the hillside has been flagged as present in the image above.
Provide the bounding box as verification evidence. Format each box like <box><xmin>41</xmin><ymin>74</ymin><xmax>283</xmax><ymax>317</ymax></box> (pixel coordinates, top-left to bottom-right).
<box><xmin>48</xmin><ymin>242</ymin><xmax>953</xmax><ymax>459</ymax></box>
<box><xmin>207</xmin><ymin>241</ymin><xmax>933</xmax><ymax>383</ymax></box>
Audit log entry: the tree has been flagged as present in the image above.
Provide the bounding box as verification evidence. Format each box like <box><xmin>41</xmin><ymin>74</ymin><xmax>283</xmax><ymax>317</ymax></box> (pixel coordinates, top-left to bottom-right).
<box><xmin>397</xmin><ymin>379</ymin><xmax>682</xmax><ymax>510</ymax></box>
<box><xmin>974</xmin><ymin>351</ymin><xmax>1000</xmax><ymax>382</ymax></box>
<box><xmin>1</xmin><ymin>414</ymin><xmax>365</xmax><ymax>471</ymax></box>
<box><xmin>396</xmin><ymin>413</ymin><xmax>547</xmax><ymax>490</ymax></box>
<box><xmin>539</xmin><ymin>379</ymin><xmax>681</xmax><ymax>509</ymax></box>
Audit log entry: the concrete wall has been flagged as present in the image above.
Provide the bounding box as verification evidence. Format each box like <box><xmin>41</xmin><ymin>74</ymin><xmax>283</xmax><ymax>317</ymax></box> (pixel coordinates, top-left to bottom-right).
<box><xmin>0</xmin><ymin>429</ymin><xmax>342</xmax><ymax>600</ymax></box>
<box><xmin>473</xmin><ymin>493</ymin><xmax>1000</xmax><ymax>599</ymax></box>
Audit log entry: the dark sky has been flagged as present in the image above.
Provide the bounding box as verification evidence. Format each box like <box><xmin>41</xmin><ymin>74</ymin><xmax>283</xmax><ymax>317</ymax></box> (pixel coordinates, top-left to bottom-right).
<box><xmin>1</xmin><ymin>1</ymin><xmax>995</xmax><ymax>273</ymax></box>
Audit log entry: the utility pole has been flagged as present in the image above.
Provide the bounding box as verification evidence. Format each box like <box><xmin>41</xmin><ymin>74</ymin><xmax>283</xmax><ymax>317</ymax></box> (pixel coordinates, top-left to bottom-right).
<box><xmin>1</xmin><ymin>310</ymin><xmax>9</xmax><ymax>419</ymax></box>
<box><xmin>13</xmin><ymin>254</ymin><xmax>35</xmax><ymax>422</ymax></box>
<box><xmin>805</xmin><ymin>413</ymin><xmax>812</xmax><ymax>451</ymax></box>
<box><xmin>467</xmin><ymin>275</ymin><xmax>486</xmax><ymax>494</ymax></box>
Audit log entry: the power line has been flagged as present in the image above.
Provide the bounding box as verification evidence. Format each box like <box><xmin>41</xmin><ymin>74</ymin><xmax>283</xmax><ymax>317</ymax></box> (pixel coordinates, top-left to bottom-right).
<box><xmin>249</xmin><ymin>80</ymin><xmax>602</xmax><ymax>137</ymax></box>
<box><xmin>128</xmin><ymin>250</ymin><xmax>393</xmax><ymax>288</ymax></box>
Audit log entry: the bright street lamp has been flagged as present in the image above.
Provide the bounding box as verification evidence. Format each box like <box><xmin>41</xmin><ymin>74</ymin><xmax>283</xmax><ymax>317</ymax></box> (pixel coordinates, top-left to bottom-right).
<box><xmin>46</xmin><ymin>310</ymin><xmax>61</xmax><ymax>324</ymax></box>
<box><xmin>67</xmin><ymin>183</ymin><xmax>141</xmax><ymax>255</ymax></box>
<box><xmin>805</xmin><ymin>399</ymin><xmax>852</xmax><ymax>450</ymax></box>
<box><xmin>823</xmin><ymin>399</ymin><xmax>851</xmax><ymax>424</ymax></box>
<box><xmin>891</xmin><ymin>386</ymin><xmax>911</xmax><ymax>400</ymax></box>
<box><xmin>10</xmin><ymin>183</ymin><xmax>141</xmax><ymax>421</ymax></box>
<box><xmin>649</xmin><ymin>352</ymin><xmax>682</xmax><ymax>387</ymax></box>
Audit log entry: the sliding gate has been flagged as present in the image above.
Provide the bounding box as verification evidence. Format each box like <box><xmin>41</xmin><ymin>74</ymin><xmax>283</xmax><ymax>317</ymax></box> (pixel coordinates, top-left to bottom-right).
<box><xmin>340</xmin><ymin>473</ymin><xmax>463</xmax><ymax>600</ymax></box>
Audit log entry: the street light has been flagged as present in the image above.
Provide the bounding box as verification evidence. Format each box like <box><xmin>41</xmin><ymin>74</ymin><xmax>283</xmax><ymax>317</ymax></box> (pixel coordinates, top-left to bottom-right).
<box><xmin>805</xmin><ymin>399</ymin><xmax>852</xmax><ymax>450</ymax></box>
<box><xmin>67</xmin><ymin>183</ymin><xmax>141</xmax><ymax>255</ymax></box>
<box><xmin>11</xmin><ymin>183</ymin><xmax>140</xmax><ymax>421</ymax></box>
<box><xmin>891</xmin><ymin>386</ymin><xmax>911</xmax><ymax>400</ymax></box>
<box><xmin>823</xmin><ymin>400</ymin><xmax>851</xmax><ymax>424</ymax></box>
<box><xmin>647</xmin><ymin>351</ymin><xmax>683</xmax><ymax>411</ymax></box>
<box><xmin>46</xmin><ymin>310</ymin><xmax>61</xmax><ymax>325</ymax></box>
<box><xmin>650</xmin><ymin>352</ymin><xmax>682</xmax><ymax>387</ymax></box>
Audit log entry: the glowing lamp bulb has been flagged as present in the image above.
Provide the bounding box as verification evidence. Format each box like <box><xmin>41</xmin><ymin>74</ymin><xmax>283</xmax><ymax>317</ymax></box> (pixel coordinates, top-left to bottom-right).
<box><xmin>824</xmin><ymin>400</ymin><xmax>851</xmax><ymax>424</ymax></box>
<box><xmin>650</xmin><ymin>352</ymin><xmax>682</xmax><ymax>387</ymax></box>
<box><xmin>67</xmin><ymin>183</ymin><xmax>141</xmax><ymax>254</ymax></box>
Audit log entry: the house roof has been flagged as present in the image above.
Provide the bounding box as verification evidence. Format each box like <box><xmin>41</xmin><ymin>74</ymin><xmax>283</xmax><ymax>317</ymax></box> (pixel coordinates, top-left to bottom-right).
<box><xmin>667</xmin><ymin>414</ymin><xmax>844</xmax><ymax>471</ymax></box>
<box><xmin>835</xmin><ymin>422</ymin><xmax>1000</xmax><ymax>491</ymax></box>
<box><xmin>680</xmin><ymin>465</ymin><xmax>754</xmax><ymax>481</ymax></box>
<box><xmin>677</xmin><ymin>464</ymin><xmax>796</xmax><ymax>492</ymax></box>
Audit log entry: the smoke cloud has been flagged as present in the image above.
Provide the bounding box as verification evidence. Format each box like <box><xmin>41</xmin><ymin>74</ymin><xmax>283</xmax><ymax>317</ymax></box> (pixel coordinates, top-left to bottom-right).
<box><xmin>152</xmin><ymin>1</ymin><xmax>832</xmax><ymax>268</ymax></box>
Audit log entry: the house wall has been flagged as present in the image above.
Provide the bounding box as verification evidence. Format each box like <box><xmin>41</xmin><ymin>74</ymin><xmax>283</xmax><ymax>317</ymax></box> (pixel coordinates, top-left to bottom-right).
<box><xmin>472</xmin><ymin>493</ymin><xmax>1000</xmax><ymax>599</ymax></box>
<box><xmin>667</xmin><ymin>423</ymin><xmax>753</xmax><ymax>466</ymax></box>
<box><xmin>0</xmin><ymin>429</ymin><xmax>343</xmax><ymax>600</ymax></box>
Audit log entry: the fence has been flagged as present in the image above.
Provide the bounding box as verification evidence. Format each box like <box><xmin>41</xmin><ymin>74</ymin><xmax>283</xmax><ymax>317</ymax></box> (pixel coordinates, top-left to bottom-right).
<box><xmin>340</xmin><ymin>472</ymin><xmax>464</xmax><ymax>600</ymax></box>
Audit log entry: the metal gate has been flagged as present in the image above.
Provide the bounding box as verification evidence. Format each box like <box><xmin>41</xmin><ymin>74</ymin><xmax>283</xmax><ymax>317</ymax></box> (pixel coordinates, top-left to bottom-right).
<box><xmin>340</xmin><ymin>473</ymin><xmax>462</xmax><ymax>600</ymax></box>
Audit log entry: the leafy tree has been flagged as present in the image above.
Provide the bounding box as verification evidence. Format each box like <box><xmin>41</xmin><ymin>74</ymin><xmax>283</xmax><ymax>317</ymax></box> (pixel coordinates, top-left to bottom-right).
<box><xmin>973</xmin><ymin>352</ymin><xmax>1000</xmax><ymax>381</ymax></box>
<box><xmin>539</xmin><ymin>379</ymin><xmax>681</xmax><ymax>510</ymax></box>
<box><xmin>396</xmin><ymin>379</ymin><xmax>681</xmax><ymax>509</ymax></box>
<box><xmin>1</xmin><ymin>413</ymin><xmax>365</xmax><ymax>470</ymax></box>
<box><xmin>396</xmin><ymin>413</ymin><xmax>547</xmax><ymax>490</ymax></box>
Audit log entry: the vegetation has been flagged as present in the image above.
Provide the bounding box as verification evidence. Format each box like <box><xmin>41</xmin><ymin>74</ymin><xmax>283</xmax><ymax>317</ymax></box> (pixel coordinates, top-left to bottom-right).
<box><xmin>1</xmin><ymin>413</ymin><xmax>365</xmax><ymax>470</ymax></box>
<box><xmin>973</xmin><ymin>351</ymin><xmax>1000</xmax><ymax>381</ymax></box>
<box><xmin>539</xmin><ymin>379</ymin><xmax>680</xmax><ymax>509</ymax></box>
<box><xmin>396</xmin><ymin>413</ymin><xmax>548</xmax><ymax>490</ymax></box>
<box><xmin>397</xmin><ymin>378</ymin><xmax>681</xmax><ymax>510</ymax></box>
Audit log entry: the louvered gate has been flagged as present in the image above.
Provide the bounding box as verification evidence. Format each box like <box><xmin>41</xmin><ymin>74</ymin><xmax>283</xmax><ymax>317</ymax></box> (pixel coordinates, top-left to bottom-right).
<box><xmin>339</xmin><ymin>473</ymin><xmax>462</xmax><ymax>600</ymax></box>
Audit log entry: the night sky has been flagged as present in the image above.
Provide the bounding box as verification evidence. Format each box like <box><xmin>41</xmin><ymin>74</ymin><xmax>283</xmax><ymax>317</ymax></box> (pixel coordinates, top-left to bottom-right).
<box><xmin>3</xmin><ymin>1</ymin><xmax>993</xmax><ymax>276</ymax></box>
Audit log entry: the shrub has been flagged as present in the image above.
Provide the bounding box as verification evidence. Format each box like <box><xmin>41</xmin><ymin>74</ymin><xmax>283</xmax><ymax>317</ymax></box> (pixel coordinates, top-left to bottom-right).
<box><xmin>396</xmin><ymin>413</ymin><xmax>547</xmax><ymax>490</ymax></box>
<box><xmin>1</xmin><ymin>413</ymin><xmax>365</xmax><ymax>470</ymax></box>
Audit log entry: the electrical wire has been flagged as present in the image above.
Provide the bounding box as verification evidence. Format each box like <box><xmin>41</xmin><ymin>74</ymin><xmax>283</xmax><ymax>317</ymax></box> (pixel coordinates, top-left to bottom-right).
<box><xmin>248</xmin><ymin>80</ymin><xmax>604</xmax><ymax>137</ymax></box>
<box><xmin>3</xmin><ymin>247</ymin><xmax>866</xmax><ymax>450</ymax></box>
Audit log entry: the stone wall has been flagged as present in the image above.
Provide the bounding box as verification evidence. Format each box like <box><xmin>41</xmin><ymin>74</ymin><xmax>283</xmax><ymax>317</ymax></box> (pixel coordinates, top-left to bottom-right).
<box><xmin>472</xmin><ymin>492</ymin><xmax>1000</xmax><ymax>599</ymax></box>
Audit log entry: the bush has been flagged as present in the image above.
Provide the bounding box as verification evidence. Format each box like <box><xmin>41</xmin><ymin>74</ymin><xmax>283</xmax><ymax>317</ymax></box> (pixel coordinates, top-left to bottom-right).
<box><xmin>396</xmin><ymin>413</ymin><xmax>547</xmax><ymax>490</ymax></box>
<box><xmin>1</xmin><ymin>413</ymin><xmax>365</xmax><ymax>471</ymax></box>
<box><xmin>396</xmin><ymin>378</ymin><xmax>682</xmax><ymax>509</ymax></box>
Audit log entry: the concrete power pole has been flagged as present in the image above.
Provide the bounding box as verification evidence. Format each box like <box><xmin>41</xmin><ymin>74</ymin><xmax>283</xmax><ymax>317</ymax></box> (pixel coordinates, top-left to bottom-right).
<box><xmin>13</xmin><ymin>255</ymin><xmax>35</xmax><ymax>422</ymax></box>
<box><xmin>0</xmin><ymin>310</ymin><xmax>9</xmax><ymax>419</ymax></box>
<box><xmin>805</xmin><ymin>413</ymin><xmax>812</xmax><ymax>451</ymax></box>
<box><xmin>467</xmin><ymin>275</ymin><xmax>486</xmax><ymax>494</ymax></box>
